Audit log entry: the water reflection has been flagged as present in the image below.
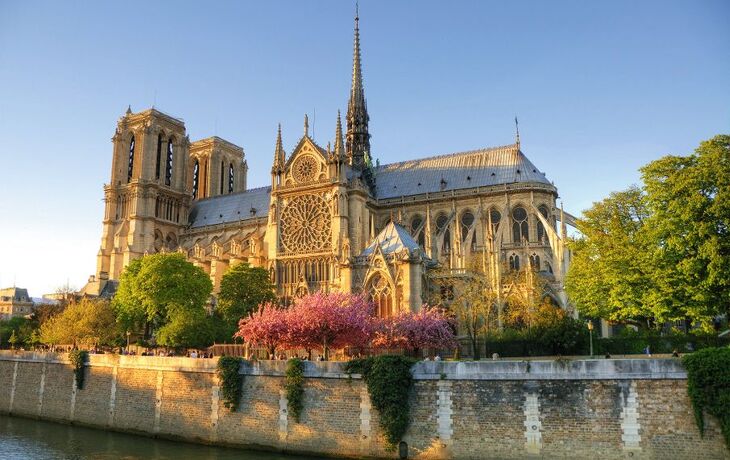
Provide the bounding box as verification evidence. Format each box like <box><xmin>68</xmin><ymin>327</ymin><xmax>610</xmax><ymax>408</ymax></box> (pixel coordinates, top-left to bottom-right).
<box><xmin>0</xmin><ymin>415</ymin><xmax>320</xmax><ymax>460</ymax></box>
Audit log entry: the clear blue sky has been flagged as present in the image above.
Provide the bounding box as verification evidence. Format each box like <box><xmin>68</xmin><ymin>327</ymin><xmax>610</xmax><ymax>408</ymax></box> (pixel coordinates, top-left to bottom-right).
<box><xmin>0</xmin><ymin>0</ymin><xmax>728</xmax><ymax>297</ymax></box>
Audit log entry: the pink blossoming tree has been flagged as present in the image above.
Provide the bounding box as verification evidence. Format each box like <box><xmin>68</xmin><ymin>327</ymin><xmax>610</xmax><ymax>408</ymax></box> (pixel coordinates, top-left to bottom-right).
<box><xmin>233</xmin><ymin>302</ymin><xmax>289</xmax><ymax>357</ymax></box>
<box><xmin>372</xmin><ymin>306</ymin><xmax>457</xmax><ymax>354</ymax></box>
<box><xmin>283</xmin><ymin>292</ymin><xmax>375</xmax><ymax>360</ymax></box>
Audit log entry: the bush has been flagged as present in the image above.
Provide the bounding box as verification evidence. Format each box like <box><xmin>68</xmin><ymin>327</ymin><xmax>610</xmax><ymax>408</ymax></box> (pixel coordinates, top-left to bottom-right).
<box><xmin>217</xmin><ymin>356</ymin><xmax>243</xmax><ymax>412</ymax></box>
<box><xmin>285</xmin><ymin>358</ymin><xmax>305</xmax><ymax>422</ymax></box>
<box><xmin>68</xmin><ymin>350</ymin><xmax>88</xmax><ymax>390</ymax></box>
<box><xmin>682</xmin><ymin>347</ymin><xmax>730</xmax><ymax>447</ymax></box>
<box><xmin>345</xmin><ymin>355</ymin><xmax>417</xmax><ymax>449</ymax></box>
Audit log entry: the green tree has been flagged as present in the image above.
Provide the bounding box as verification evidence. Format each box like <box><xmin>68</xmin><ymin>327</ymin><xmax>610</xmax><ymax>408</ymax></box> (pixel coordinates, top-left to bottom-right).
<box><xmin>641</xmin><ymin>135</ymin><xmax>730</xmax><ymax>327</ymax></box>
<box><xmin>156</xmin><ymin>312</ymin><xmax>216</xmax><ymax>349</ymax></box>
<box><xmin>112</xmin><ymin>253</ymin><xmax>213</xmax><ymax>338</ymax></box>
<box><xmin>0</xmin><ymin>317</ymin><xmax>35</xmax><ymax>349</ymax></box>
<box><xmin>566</xmin><ymin>135</ymin><xmax>729</xmax><ymax>329</ymax></box>
<box><xmin>565</xmin><ymin>187</ymin><xmax>657</xmax><ymax>328</ymax></box>
<box><xmin>217</xmin><ymin>263</ymin><xmax>275</xmax><ymax>327</ymax></box>
<box><xmin>39</xmin><ymin>298</ymin><xmax>119</xmax><ymax>347</ymax></box>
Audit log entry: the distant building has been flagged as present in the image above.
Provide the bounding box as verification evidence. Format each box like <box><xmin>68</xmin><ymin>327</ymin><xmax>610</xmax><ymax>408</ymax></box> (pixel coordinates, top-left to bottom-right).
<box><xmin>0</xmin><ymin>287</ymin><xmax>34</xmax><ymax>320</ymax></box>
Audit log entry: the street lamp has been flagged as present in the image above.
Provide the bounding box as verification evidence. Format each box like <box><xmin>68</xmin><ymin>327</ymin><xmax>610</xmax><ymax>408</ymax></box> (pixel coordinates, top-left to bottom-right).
<box><xmin>587</xmin><ymin>320</ymin><xmax>594</xmax><ymax>358</ymax></box>
<box><xmin>126</xmin><ymin>330</ymin><xmax>131</xmax><ymax>354</ymax></box>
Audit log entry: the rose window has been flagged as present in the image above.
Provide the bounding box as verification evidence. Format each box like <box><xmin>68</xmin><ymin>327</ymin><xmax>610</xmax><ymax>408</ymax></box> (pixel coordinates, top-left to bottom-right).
<box><xmin>279</xmin><ymin>194</ymin><xmax>331</xmax><ymax>253</ymax></box>
<box><xmin>292</xmin><ymin>155</ymin><xmax>318</xmax><ymax>183</ymax></box>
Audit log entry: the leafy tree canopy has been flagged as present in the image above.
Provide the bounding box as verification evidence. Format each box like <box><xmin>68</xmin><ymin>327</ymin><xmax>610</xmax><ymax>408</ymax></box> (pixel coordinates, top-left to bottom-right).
<box><xmin>39</xmin><ymin>298</ymin><xmax>119</xmax><ymax>347</ymax></box>
<box><xmin>217</xmin><ymin>263</ymin><xmax>275</xmax><ymax>325</ymax></box>
<box><xmin>567</xmin><ymin>135</ymin><xmax>730</xmax><ymax>329</ymax></box>
<box><xmin>113</xmin><ymin>253</ymin><xmax>213</xmax><ymax>334</ymax></box>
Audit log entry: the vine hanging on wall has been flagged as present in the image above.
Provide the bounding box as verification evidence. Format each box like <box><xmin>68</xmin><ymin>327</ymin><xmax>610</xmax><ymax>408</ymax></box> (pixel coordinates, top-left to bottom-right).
<box><xmin>345</xmin><ymin>355</ymin><xmax>417</xmax><ymax>450</ymax></box>
<box><xmin>216</xmin><ymin>356</ymin><xmax>244</xmax><ymax>412</ymax></box>
<box><xmin>285</xmin><ymin>358</ymin><xmax>305</xmax><ymax>422</ymax></box>
<box><xmin>68</xmin><ymin>350</ymin><xmax>88</xmax><ymax>390</ymax></box>
<box><xmin>682</xmin><ymin>347</ymin><xmax>730</xmax><ymax>448</ymax></box>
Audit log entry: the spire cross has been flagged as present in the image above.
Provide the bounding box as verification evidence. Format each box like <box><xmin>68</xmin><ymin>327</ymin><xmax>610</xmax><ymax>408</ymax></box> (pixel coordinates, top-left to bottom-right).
<box><xmin>304</xmin><ymin>114</ymin><xmax>309</xmax><ymax>136</ymax></box>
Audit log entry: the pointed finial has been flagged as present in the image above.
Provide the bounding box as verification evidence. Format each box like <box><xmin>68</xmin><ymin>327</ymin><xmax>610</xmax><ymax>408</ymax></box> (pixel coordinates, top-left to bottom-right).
<box><xmin>126</xmin><ymin>105</ymin><xmax>132</xmax><ymax>115</ymax></box>
<box><xmin>515</xmin><ymin>116</ymin><xmax>520</xmax><ymax>148</ymax></box>
<box><xmin>334</xmin><ymin>110</ymin><xmax>344</xmax><ymax>156</ymax></box>
<box><xmin>304</xmin><ymin>114</ymin><xmax>309</xmax><ymax>137</ymax></box>
<box><xmin>273</xmin><ymin>123</ymin><xmax>285</xmax><ymax>170</ymax></box>
<box><xmin>356</xmin><ymin>0</ymin><xmax>359</xmax><ymax>21</ymax></box>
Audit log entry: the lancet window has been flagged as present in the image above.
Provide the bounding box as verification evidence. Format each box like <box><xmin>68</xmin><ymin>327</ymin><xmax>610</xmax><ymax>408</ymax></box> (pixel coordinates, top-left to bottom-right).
<box><xmin>460</xmin><ymin>210</ymin><xmax>476</xmax><ymax>251</ymax></box>
<box><xmin>512</xmin><ymin>206</ymin><xmax>529</xmax><ymax>243</ymax></box>
<box><xmin>489</xmin><ymin>209</ymin><xmax>501</xmax><ymax>236</ymax></box>
<box><xmin>368</xmin><ymin>273</ymin><xmax>393</xmax><ymax>317</ymax></box>
<box><xmin>530</xmin><ymin>253</ymin><xmax>540</xmax><ymax>270</ymax></box>
<box><xmin>228</xmin><ymin>163</ymin><xmax>234</xmax><ymax>193</ymax></box>
<box><xmin>127</xmin><ymin>135</ymin><xmax>135</xmax><ymax>183</ymax></box>
<box><xmin>192</xmin><ymin>160</ymin><xmax>200</xmax><ymax>199</ymax></box>
<box><xmin>155</xmin><ymin>134</ymin><xmax>163</xmax><ymax>180</ymax></box>
<box><xmin>509</xmin><ymin>254</ymin><xmax>520</xmax><ymax>271</ymax></box>
<box><xmin>165</xmin><ymin>140</ymin><xmax>173</xmax><ymax>186</ymax></box>
<box><xmin>537</xmin><ymin>205</ymin><xmax>550</xmax><ymax>242</ymax></box>
<box><xmin>436</xmin><ymin>212</ymin><xmax>450</xmax><ymax>254</ymax></box>
<box><xmin>410</xmin><ymin>215</ymin><xmax>425</xmax><ymax>248</ymax></box>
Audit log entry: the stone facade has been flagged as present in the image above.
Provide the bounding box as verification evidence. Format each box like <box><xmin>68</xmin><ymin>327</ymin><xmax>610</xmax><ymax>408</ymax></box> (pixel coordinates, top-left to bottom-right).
<box><xmin>84</xmin><ymin>11</ymin><xmax>577</xmax><ymax>316</ymax></box>
<box><xmin>0</xmin><ymin>287</ymin><xmax>33</xmax><ymax>320</ymax></box>
<box><xmin>0</xmin><ymin>352</ymin><xmax>727</xmax><ymax>459</ymax></box>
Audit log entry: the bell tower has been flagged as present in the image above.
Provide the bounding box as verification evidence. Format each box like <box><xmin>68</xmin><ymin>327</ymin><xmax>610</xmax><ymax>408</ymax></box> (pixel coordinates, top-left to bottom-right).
<box><xmin>92</xmin><ymin>108</ymin><xmax>191</xmax><ymax>293</ymax></box>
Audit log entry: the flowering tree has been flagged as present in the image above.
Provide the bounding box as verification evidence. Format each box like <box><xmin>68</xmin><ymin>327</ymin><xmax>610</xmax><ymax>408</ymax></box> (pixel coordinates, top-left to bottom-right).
<box><xmin>233</xmin><ymin>302</ymin><xmax>289</xmax><ymax>357</ymax></box>
<box><xmin>372</xmin><ymin>306</ymin><xmax>457</xmax><ymax>354</ymax></box>
<box><xmin>283</xmin><ymin>292</ymin><xmax>375</xmax><ymax>360</ymax></box>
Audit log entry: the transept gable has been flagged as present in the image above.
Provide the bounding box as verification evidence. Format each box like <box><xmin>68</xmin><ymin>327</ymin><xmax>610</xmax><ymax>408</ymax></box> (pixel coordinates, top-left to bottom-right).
<box><xmin>282</xmin><ymin>136</ymin><xmax>330</xmax><ymax>186</ymax></box>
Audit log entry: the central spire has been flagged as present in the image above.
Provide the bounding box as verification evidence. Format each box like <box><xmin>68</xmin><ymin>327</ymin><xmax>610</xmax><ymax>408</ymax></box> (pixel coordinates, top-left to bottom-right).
<box><xmin>346</xmin><ymin>2</ymin><xmax>371</xmax><ymax>173</ymax></box>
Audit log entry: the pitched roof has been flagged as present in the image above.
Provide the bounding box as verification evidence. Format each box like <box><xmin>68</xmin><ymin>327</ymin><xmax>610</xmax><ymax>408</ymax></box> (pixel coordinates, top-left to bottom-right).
<box><xmin>360</xmin><ymin>222</ymin><xmax>423</xmax><ymax>258</ymax></box>
<box><xmin>188</xmin><ymin>186</ymin><xmax>271</xmax><ymax>229</ymax></box>
<box><xmin>374</xmin><ymin>144</ymin><xmax>552</xmax><ymax>199</ymax></box>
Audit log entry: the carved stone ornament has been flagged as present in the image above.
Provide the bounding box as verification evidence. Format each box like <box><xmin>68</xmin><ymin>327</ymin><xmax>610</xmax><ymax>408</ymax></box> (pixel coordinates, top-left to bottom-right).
<box><xmin>279</xmin><ymin>194</ymin><xmax>331</xmax><ymax>253</ymax></box>
<box><xmin>292</xmin><ymin>155</ymin><xmax>318</xmax><ymax>183</ymax></box>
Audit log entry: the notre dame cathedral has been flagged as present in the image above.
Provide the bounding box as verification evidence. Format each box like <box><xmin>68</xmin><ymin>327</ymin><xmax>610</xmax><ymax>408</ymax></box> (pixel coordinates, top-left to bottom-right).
<box><xmin>83</xmin><ymin>12</ymin><xmax>576</xmax><ymax>319</ymax></box>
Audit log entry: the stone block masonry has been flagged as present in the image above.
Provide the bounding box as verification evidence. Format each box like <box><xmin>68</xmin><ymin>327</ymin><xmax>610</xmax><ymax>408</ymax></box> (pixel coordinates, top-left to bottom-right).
<box><xmin>0</xmin><ymin>351</ymin><xmax>727</xmax><ymax>460</ymax></box>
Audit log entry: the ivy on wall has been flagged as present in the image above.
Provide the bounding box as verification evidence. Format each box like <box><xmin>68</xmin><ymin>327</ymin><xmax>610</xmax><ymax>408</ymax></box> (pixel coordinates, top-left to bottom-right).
<box><xmin>68</xmin><ymin>350</ymin><xmax>88</xmax><ymax>390</ymax></box>
<box><xmin>285</xmin><ymin>358</ymin><xmax>305</xmax><ymax>422</ymax></box>
<box><xmin>682</xmin><ymin>347</ymin><xmax>730</xmax><ymax>448</ymax></box>
<box><xmin>216</xmin><ymin>356</ymin><xmax>244</xmax><ymax>412</ymax></box>
<box><xmin>345</xmin><ymin>355</ymin><xmax>417</xmax><ymax>449</ymax></box>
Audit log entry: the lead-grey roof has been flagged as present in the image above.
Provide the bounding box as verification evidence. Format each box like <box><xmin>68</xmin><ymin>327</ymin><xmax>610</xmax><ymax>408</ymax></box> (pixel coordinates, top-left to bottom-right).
<box><xmin>188</xmin><ymin>186</ymin><xmax>271</xmax><ymax>228</ymax></box>
<box><xmin>374</xmin><ymin>144</ymin><xmax>552</xmax><ymax>199</ymax></box>
<box><xmin>360</xmin><ymin>222</ymin><xmax>423</xmax><ymax>258</ymax></box>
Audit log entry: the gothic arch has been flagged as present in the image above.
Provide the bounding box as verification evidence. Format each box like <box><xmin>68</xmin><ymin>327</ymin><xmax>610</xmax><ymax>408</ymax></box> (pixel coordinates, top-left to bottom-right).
<box><xmin>512</xmin><ymin>205</ymin><xmax>529</xmax><ymax>243</ymax></box>
<box><xmin>365</xmin><ymin>271</ymin><xmax>395</xmax><ymax>317</ymax></box>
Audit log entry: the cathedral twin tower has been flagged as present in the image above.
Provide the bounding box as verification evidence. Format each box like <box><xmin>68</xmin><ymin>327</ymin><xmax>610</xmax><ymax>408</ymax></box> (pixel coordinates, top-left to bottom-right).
<box><xmin>86</xmin><ymin>11</ymin><xmax>572</xmax><ymax>318</ymax></box>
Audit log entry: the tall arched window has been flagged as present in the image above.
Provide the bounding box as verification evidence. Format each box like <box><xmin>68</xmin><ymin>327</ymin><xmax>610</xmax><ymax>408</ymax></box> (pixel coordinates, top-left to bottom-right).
<box><xmin>368</xmin><ymin>273</ymin><xmax>393</xmax><ymax>317</ymax></box>
<box><xmin>530</xmin><ymin>253</ymin><xmax>540</xmax><ymax>270</ymax></box>
<box><xmin>165</xmin><ymin>140</ymin><xmax>173</xmax><ymax>186</ymax></box>
<box><xmin>410</xmin><ymin>215</ymin><xmax>425</xmax><ymax>248</ymax></box>
<box><xmin>489</xmin><ymin>209</ymin><xmax>501</xmax><ymax>236</ymax></box>
<box><xmin>192</xmin><ymin>160</ymin><xmax>200</xmax><ymax>199</ymax></box>
<box><xmin>228</xmin><ymin>163</ymin><xmax>234</xmax><ymax>193</ymax></box>
<box><xmin>512</xmin><ymin>206</ymin><xmax>529</xmax><ymax>243</ymax></box>
<box><xmin>220</xmin><ymin>161</ymin><xmax>225</xmax><ymax>195</ymax></box>
<box><xmin>460</xmin><ymin>210</ymin><xmax>476</xmax><ymax>251</ymax></box>
<box><xmin>127</xmin><ymin>135</ymin><xmax>135</xmax><ymax>183</ymax></box>
<box><xmin>436</xmin><ymin>212</ymin><xmax>450</xmax><ymax>254</ymax></box>
<box><xmin>509</xmin><ymin>254</ymin><xmax>520</xmax><ymax>271</ymax></box>
<box><xmin>537</xmin><ymin>205</ymin><xmax>549</xmax><ymax>242</ymax></box>
<box><xmin>155</xmin><ymin>135</ymin><xmax>163</xmax><ymax>180</ymax></box>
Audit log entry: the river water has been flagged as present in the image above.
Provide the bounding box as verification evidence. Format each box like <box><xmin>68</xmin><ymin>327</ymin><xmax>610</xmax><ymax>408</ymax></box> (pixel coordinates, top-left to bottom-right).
<box><xmin>0</xmin><ymin>415</ymin><xmax>320</xmax><ymax>460</ymax></box>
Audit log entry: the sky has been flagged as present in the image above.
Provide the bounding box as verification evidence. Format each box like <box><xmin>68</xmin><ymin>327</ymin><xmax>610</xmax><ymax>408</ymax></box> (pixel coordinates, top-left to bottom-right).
<box><xmin>0</xmin><ymin>0</ymin><xmax>728</xmax><ymax>297</ymax></box>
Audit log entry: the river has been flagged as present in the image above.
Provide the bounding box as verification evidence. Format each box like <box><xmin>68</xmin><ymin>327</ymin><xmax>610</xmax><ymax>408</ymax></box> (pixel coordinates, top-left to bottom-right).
<box><xmin>0</xmin><ymin>415</ymin><xmax>321</xmax><ymax>460</ymax></box>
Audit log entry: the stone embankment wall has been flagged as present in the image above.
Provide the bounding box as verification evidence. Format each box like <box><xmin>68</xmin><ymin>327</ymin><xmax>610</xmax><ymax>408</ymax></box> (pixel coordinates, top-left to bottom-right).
<box><xmin>0</xmin><ymin>351</ymin><xmax>726</xmax><ymax>459</ymax></box>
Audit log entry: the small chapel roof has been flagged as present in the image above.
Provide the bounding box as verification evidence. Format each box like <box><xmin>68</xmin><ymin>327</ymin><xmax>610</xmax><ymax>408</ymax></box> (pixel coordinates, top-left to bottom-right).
<box><xmin>188</xmin><ymin>186</ymin><xmax>271</xmax><ymax>228</ymax></box>
<box><xmin>360</xmin><ymin>221</ymin><xmax>423</xmax><ymax>258</ymax></box>
<box><xmin>373</xmin><ymin>144</ymin><xmax>553</xmax><ymax>199</ymax></box>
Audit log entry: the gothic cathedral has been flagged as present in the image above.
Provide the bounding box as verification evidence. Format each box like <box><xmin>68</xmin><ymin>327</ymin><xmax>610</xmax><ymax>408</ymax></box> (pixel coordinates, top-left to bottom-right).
<box><xmin>84</xmin><ymin>12</ymin><xmax>575</xmax><ymax>318</ymax></box>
